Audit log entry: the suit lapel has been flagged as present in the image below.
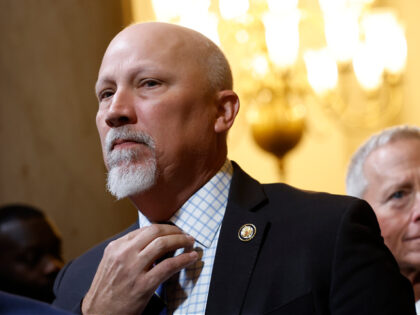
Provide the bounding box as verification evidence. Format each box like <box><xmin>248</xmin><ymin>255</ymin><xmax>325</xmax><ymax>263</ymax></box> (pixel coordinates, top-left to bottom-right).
<box><xmin>206</xmin><ymin>163</ymin><xmax>269</xmax><ymax>315</ymax></box>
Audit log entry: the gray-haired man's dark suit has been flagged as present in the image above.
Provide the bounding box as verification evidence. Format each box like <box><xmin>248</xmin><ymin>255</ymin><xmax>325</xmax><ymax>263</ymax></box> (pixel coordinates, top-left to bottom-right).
<box><xmin>53</xmin><ymin>163</ymin><xmax>415</xmax><ymax>314</ymax></box>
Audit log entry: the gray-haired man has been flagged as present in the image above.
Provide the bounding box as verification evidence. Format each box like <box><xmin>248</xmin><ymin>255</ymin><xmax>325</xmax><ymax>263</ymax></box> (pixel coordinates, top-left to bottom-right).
<box><xmin>347</xmin><ymin>125</ymin><xmax>420</xmax><ymax>313</ymax></box>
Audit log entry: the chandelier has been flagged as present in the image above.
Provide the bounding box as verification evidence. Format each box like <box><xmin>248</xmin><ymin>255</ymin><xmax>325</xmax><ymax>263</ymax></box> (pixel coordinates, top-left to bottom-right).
<box><xmin>146</xmin><ymin>0</ymin><xmax>407</xmax><ymax>175</ymax></box>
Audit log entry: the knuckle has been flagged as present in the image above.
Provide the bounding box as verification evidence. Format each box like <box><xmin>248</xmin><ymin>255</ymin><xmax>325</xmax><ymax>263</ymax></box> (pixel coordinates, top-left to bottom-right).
<box><xmin>153</xmin><ymin>237</ymin><xmax>166</xmax><ymax>251</ymax></box>
<box><xmin>104</xmin><ymin>241</ymin><xmax>124</xmax><ymax>262</ymax></box>
<box><xmin>147</xmin><ymin>224</ymin><xmax>163</xmax><ymax>238</ymax></box>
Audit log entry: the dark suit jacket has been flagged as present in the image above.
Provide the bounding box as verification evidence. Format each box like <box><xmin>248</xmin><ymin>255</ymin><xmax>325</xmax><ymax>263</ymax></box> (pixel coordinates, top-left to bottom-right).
<box><xmin>53</xmin><ymin>163</ymin><xmax>415</xmax><ymax>314</ymax></box>
<box><xmin>0</xmin><ymin>291</ymin><xmax>75</xmax><ymax>315</ymax></box>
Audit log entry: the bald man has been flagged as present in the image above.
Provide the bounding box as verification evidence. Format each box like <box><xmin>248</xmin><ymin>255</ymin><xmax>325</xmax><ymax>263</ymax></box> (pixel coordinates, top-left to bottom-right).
<box><xmin>53</xmin><ymin>22</ymin><xmax>415</xmax><ymax>314</ymax></box>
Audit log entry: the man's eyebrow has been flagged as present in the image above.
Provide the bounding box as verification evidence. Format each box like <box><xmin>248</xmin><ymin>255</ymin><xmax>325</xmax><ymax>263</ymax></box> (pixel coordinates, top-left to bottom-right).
<box><xmin>94</xmin><ymin>65</ymin><xmax>159</xmax><ymax>94</ymax></box>
<box><xmin>94</xmin><ymin>77</ymin><xmax>114</xmax><ymax>94</ymax></box>
<box><xmin>383</xmin><ymin>178</ymin><xmax>413</xmax><ymax>194</ymax></box>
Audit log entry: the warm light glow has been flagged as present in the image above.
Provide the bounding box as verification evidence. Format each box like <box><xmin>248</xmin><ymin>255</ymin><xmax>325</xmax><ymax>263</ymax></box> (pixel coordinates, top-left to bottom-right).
<box><xmin>362</xmin><ymin>11</ymin><xmax>407</xmax><ymax>75</ymax></box>
<box><xmin>318</xmin><ymin>0</ymin><xmax>347</xmax><ymax>13</ymax></box>
<box><xmin>353</xmin><ymin>42</ymin><xmax>383</xmax><ymax>91</ymax></box>
<box><xmin>304</xmin><ymin>49</ymin><xmax>338</xmax><ymax>95</ymax></box>
<box><xmin>318</xmin><ymin>0</ymin><xmax>374</xmax><ymax>13</ymax></box>
<box><xmin>267</xmin><ymin>0</ymin><xmax>298</xmax><ymax>12</ymax></box>
<box><xmin>235</xmin><ymin>29</ymin><xmax>249</xmax><ymax>44</ymax></box>
<box><xmin>324</xmin><ymin>10</ymin><xmax>359</xmax><ymax>63</ymax></box>
<box><xmin>152</xmin><ymin>0</ymin><xmax>220</xmax><ymax>45</ymax></box>
<box><xmin>179</xmin><ymin>12</ymin><xmax>220</xmax><ymax>45</ymax></box>
<box><xmin>219</xmin><ymin>0</ymin><xmax>249</xmax><ymax>20</ymax></box>
<box><xmin>152</xmin><ymin>0</ymin><xmax>211</xmax><ymax>23</ymax></box>
<box><xmin>263</xmin><ymin>10</ymin><xmax>300</xmax><ymax>70</ymax></box>
<box><xmin>383</xmin><ymin>24</ymin><xmax>407</xmax><ymax>74</ymax></box>
<box><xmin>176</xmin><ymin>0</ymin><xmax>211</xmax><ymax>22</ymax></box>
<box><xmin>151</xmin><ymin>0</ymin><xmax>182</xmax><ymax>21</ymax></box>
<box><xmin>251</xmin><ymin>55</ymin><xmax>270</xmax><ymax>78</ymax></box>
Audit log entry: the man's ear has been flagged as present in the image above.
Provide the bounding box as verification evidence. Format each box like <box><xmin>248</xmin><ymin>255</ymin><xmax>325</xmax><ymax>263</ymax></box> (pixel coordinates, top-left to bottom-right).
<box><xmin>214</xmin><ymin>90</ymin><xmax>240</xmax><ymax>133</ymax></box>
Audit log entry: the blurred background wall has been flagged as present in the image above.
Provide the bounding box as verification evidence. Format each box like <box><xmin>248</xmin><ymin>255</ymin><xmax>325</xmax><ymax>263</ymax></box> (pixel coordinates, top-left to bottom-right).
<box><xmin>0</xmin><ymin>0</ymin><xmax>136</xmax><ymax>261</ymax></box>
<box><xmin>0</xmin><ymin>0</ymin><xmax>419</xmax><ymax>261</ymax></box>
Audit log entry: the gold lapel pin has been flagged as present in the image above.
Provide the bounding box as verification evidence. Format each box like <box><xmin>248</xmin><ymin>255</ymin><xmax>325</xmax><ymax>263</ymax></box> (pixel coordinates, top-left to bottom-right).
<box><xmin>238</xmin><ymin>223</ymin><xmax>257</xmax><ymax>242</ymax></box>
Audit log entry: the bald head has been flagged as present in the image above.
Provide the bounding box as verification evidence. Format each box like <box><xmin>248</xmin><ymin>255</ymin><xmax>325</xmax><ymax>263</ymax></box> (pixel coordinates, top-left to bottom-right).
<box><xmin>100</xmin><ymin>22</ymin><xmax>232</xmax><ymax>93</ymax></box>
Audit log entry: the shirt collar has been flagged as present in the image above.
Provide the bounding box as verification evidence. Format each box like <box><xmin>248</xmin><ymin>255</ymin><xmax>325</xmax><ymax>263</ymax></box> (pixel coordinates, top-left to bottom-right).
<box><xmin>138</xmin><ymin>159</ymin><xmax>233</xmax><ymax>248</ymax></box>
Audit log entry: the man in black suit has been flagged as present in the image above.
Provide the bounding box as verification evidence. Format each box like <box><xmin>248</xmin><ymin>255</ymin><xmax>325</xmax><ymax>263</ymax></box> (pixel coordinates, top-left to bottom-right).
<box><xmin>53</xmin><ymin>22</ymin><xmax>415</xmax><ymax>314</ymax></box>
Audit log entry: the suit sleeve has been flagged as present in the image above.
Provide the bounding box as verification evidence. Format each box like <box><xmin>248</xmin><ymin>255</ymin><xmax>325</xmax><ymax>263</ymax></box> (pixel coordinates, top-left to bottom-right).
<box><xmin>52</xmin><ymin>260</ymin><xmax>84</xmax><ymax>314</ymax></box>
<box><xmin>330</xmin><ymin>199</ymin><xmax>416</xmax><ymax>314</ymax></box>
<box><xmin>51</xmin><ymin>223</ymin><xmax>139</xmax><ymax>314</ymax></box>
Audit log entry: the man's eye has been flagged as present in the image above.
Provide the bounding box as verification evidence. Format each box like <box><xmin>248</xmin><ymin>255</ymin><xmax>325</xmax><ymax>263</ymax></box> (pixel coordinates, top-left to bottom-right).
<box><xmin>390</xmin><ymin>190</ymin><xmax>405</xmax><ymax>200</ymax></box>
<box><xmin>19</xmin><ymin>251</ymin><xmax>42</xmax><ymax>267</ymax></box>
<box><xmin>99</xmin><ymin>90</ymin><xmax>114</xmax><ymax>100</ymax></box>
<box><xmin>142</xmin><ymin>79</ymin><xmax>160</xmax><ymax>88</ymax></box>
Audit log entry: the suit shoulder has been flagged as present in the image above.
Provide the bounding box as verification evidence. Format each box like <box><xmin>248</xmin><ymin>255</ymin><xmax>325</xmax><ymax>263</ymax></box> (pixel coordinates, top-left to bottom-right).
<box><xmin>230</xmin><ymin>162</ymin><xmax>374</xmax><ymax>226</ymax></box>
<box><xmin>259</xmin><ymin>182</ymin><xmax>380</xmax><ymax>238</ymax></box>
<box><xmin>264</xmin><ymin>182</ymin><xmax>370</xmax><ymax>215</ymax></box>
<box><xmin>231</xmin><ymin>162</ymin><xmax>369</xmax><ymax>216</ymax></box>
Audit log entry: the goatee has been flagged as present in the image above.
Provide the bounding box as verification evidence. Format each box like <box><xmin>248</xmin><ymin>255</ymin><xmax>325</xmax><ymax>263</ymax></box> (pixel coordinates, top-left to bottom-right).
<box><xmin>105</xmin><ymin>126</ymin><xmax>157</xmax><ymax>199</ymax></box>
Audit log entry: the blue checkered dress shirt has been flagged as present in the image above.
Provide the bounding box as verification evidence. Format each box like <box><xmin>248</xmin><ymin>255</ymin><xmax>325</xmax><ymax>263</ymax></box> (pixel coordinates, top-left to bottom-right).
<box><xmin>138</xmin><ymin>160</ymin><xmax>233</xmax><ymax>314</ymax></box>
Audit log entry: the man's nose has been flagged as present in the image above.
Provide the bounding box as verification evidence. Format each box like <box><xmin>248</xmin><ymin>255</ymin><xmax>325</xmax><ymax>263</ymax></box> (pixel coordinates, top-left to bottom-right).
<box><xmin>105</xmin><ymin>89</ymin><xmax>137</xmax><ymax>128</ymax></box>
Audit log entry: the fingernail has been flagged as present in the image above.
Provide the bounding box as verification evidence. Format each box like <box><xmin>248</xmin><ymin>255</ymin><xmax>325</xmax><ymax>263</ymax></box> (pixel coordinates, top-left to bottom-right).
<box><xmin>190</xmin><ymin>251</ymin><xmax>199</xmax><ymax>260</ymax></box>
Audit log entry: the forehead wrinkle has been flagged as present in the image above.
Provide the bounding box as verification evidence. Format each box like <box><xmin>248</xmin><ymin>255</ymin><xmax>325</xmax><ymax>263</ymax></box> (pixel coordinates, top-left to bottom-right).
<box><xmin>374</xmin><ymin>143</ymin><xmax>420</xmax><ymax>173</ymax></box>
<box><xmin>95</xmin><ymin>58</ymin><xmax>124</xmax><ymax>95</ymax></box>
<box><xmin>365</xmin><ymin>145</ymin><xmax>419</xmax><ymax>196</ymax></box>
<box><xmin>384</xmin><ymin>174</ymin><xmax>414</xmax><ymax>191</ymax></box>
<box><xmin>95</xmin><ymin>23</ymin><xmax>213</xmax><ymax>98</ymax></box>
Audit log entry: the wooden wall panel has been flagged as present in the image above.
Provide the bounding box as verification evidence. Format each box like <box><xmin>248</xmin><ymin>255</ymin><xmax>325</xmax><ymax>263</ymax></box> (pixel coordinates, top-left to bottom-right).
<box><xmin>0</xmin><ymin>0</ymin><xmax>137</xmax><ymax>260</ymax></box>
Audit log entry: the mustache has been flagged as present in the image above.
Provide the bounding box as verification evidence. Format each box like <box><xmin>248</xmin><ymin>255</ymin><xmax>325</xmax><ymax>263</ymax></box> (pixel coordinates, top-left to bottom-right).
<box><xmin>105</xmin><ymin>126</ymin><xmax>155</xmax><ymax>154</ymax></box>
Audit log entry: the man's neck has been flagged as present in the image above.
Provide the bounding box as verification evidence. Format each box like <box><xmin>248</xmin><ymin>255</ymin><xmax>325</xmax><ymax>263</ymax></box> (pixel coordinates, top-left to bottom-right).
<box><xmin>130</xmin><ymin>158</ymin><xmax>227</xmax><ymax>222</ymax></box>
<box><xmin>414</xmin><ymin>282</ymin><xmax>420</xmax><ymax>302</ymax></box>
<box><xmin>402</xmin><ymin>267</ymin><xmax>420</xmax><ymax>301</ymax></box>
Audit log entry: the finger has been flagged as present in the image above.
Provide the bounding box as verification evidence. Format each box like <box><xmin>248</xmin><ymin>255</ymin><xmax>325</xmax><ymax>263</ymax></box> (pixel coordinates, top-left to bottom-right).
<box><xmin>148</xmin><ymin>251</ymin><xmax>199</xmax><ymax>288</ymax></box>
<box><xmin>115</xmin><ymin>223</ymin><xmax>186</xmax><ymax>251</ymax></box>
<box><xmin>101</xmin><ymin>224</ymin><xmax>192</xmax><ymax>272</ymax></box>
<box><xmin>139</xmin><ymin>233</ymin><xmax>196</xmax><ymax>269</ymax></box>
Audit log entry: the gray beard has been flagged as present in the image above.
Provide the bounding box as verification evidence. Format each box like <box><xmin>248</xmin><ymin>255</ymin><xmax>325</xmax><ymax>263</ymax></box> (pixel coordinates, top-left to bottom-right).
<box><xmin>105</xmin><ymin>127</ymin><xmax>157</xmax><ymax>199</ymax></box>
<box><xmin>106</xmin><ymin>157</ymin><xmax>157</xmax><ymax>199</ymax></box>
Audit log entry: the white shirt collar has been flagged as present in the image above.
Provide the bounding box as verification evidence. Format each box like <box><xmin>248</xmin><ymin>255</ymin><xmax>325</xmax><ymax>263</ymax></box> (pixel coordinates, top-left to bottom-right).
<box><xmin>137</xmin><ymin>159</ymin><xmax>233</xmax><ymax>248</ymax></box>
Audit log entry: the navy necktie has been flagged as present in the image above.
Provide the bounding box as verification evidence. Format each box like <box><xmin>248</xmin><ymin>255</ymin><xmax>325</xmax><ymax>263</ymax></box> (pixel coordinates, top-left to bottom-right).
<box><xmin>143</xmin><ymin>285</ymin><xmax>167</xmax><ymax>315</ymax></box>
<box><xmin>143</xmin><ymin>222</ymin><xmax>175</xmax><ymax>314</ymax></box>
